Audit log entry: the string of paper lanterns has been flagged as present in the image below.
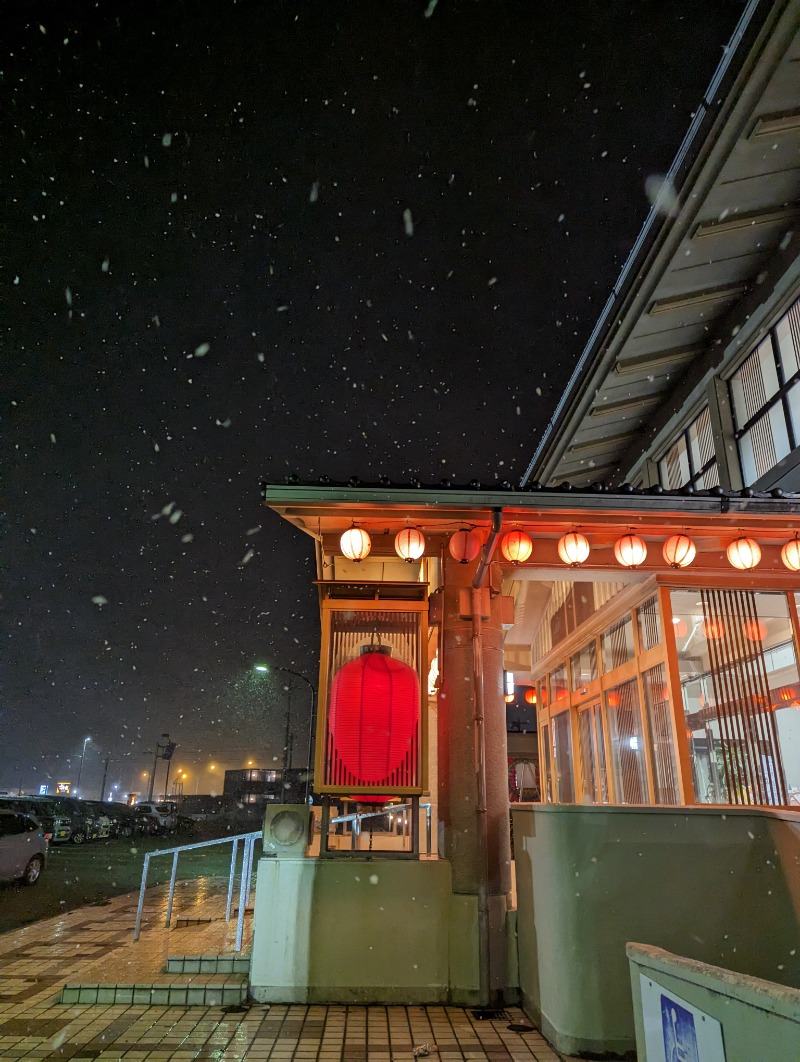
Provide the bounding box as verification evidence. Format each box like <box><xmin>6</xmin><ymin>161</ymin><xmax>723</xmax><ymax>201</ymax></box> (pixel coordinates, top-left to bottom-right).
<box><xmin>339</xmin><ymin>525</ymin><xmax>800</xmax><ymax>572</ymax></box>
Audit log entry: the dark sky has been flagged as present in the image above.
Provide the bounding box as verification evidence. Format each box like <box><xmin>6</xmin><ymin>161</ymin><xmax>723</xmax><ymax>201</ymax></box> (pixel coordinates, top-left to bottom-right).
<box><xmin>2</xmin><ymin>0</ymin><xmax>745</xmax><ymax>795</ymax></box>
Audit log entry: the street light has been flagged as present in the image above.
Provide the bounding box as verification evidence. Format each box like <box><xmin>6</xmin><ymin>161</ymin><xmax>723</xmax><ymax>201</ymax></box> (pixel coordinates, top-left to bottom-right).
<box><xmin>254</xmin><ymin>664</ymin><xmax>317</xmax><ymax>803</ymax></box>
<box><xmin>76</xmin><ymin>737</ymin><xmax>91</xmax><ymax>796</ymax></box>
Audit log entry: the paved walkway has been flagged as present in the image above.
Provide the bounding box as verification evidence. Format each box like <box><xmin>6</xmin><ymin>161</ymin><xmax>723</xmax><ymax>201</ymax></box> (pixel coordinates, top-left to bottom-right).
<box><xmin>0</xmin><ymin>879</ymin><xmax>563</xmax><ymax>1061</ymax></box>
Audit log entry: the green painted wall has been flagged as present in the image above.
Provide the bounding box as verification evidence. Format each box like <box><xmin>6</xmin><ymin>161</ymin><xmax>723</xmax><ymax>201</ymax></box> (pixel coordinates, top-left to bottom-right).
<box><xmin>511</xmin><ymin>804</ymin><xmax>800</xmax><ymax>1057</ymax></box>
<box><xmin>629</xmin><ymin>943</ymin><xmax>800</xmax><ymax>1062</ymax></box>
<box><xmin>249</xmin><ymin>857</ymin><xmax>480</xmax><ymax>1005</ymax></box>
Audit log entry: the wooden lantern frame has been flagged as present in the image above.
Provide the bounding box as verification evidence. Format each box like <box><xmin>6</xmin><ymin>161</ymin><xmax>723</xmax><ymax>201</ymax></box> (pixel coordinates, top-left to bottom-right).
<box><xmin>314</xmin><ymin>582</ymin><xmax>429</xmax><ymax>798</ymax></box>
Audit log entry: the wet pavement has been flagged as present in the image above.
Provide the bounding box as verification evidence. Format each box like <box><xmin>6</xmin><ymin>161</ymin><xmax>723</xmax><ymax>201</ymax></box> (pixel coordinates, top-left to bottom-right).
<box><xmin>0</xmin><ymin>878</ymin><xmax>563</xmax><ymax>1060</ymax></box>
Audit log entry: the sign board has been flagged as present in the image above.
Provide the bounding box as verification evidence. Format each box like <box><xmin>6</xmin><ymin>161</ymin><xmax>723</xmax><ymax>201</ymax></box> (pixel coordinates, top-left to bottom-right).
<box><xmin>38</xmin><ymin>784</ymin><xmax>49</xmax><ymax>795</ymax></box>
<box><xmin>55</xmin><ymin>781</ymin><xmax>72</xmax><ymax>795</ymax></box>
<box><xmin>640</xmin><ymin>974</ymin><xmax>726</xmax><ymax>1062</ymax></box>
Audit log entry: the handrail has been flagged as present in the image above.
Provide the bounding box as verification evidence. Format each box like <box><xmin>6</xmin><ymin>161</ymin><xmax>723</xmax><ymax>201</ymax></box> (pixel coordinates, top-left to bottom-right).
<box><xmin>133</xmin><ymin>830</ymin><xmax>261</xmax><ymax>951</ymax></box>
<box><xmin>329</xmin><ymin>802</ymin><xmax>433</xmax><ymax>854</ymax></box>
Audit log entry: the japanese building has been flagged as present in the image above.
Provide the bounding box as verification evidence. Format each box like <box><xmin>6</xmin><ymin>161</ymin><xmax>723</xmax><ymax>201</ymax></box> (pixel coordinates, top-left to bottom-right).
<box><xmin>254</xmin><ymin>1</ymin><xmax>800</xmax><ymax>1054</ymax></box>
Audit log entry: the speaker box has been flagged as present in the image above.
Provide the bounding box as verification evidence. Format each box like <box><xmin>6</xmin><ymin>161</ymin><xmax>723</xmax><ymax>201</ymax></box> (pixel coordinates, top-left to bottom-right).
<box><xmin>262</xmin><ymin>804</ymin><xmax>311</xmax><ymax>857</ymax></box>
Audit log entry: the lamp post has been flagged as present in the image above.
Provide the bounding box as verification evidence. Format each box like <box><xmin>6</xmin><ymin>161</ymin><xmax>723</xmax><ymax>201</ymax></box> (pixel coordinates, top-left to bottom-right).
<box><xmin>254</xmin><ymin>665</ymin><xmax>316</xmax><ymax>803</ymax></box>
<box><xmin>75</xmin><ymin>737</ymin><xmax>91</xmax><ymax>796</ymax></box>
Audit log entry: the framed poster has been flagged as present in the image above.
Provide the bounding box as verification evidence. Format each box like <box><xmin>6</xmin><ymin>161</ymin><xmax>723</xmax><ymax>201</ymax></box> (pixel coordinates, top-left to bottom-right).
<box><xmin>640</xmin><ymin>974</ymin><xmax>726</xmax><ymax>1062</ymax></box>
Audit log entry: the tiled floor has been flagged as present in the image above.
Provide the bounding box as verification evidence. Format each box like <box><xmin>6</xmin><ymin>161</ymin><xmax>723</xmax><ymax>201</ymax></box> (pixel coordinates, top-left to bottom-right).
<box><xmin>0</xmin><ymin>880</ymin><xmax>563</xmax><ymax>1060</ymax></box>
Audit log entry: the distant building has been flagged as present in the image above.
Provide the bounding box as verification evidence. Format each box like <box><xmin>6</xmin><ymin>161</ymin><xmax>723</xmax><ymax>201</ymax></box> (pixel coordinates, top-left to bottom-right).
<box><xmin>223</xmin><ymin>766</ymin><xmax>308</xmax><ymax>805</ymax></box>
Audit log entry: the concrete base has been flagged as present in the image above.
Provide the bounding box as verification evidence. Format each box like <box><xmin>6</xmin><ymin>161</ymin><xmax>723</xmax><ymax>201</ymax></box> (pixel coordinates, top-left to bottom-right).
<box><xmin>248</xmin><ymin>857</ymin><xmax>480</xmax><ymax>1005</ymax></box>
<box><xmin>512</xmin><ymin>804</ymin><xmax>800</xmax><ymax>1058</ymax></box>
<box><xmin>629</xmin><ymin>943</ymin><xmax>800</xmax><ymax>1062</ymax></box>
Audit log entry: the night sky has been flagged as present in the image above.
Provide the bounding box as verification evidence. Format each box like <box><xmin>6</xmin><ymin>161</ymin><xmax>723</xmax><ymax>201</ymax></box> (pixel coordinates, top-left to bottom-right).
<box><xmin>2</xmin><ymin>0</ymin><xmax>745</xmax><ymax>795</ymax></box>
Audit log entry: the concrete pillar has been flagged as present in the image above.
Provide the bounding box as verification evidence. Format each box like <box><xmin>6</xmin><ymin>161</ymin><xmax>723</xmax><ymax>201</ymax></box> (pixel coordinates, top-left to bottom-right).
<box><xmin>438</xmin><ymin>552</ymin><xmax>512</xmax><ymax>996</ymax></box>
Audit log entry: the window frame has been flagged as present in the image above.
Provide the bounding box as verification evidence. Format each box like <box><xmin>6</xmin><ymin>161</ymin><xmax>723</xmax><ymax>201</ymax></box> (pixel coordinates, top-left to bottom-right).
<box><xmin>729</xmin><ymin>297</ymin><xmax>800</xmax><ymax>484</ymax></box>
<box><xmin>658</xmin><ymin>405</ymin><xmax>719</xmax><ymax>490</ymax></box>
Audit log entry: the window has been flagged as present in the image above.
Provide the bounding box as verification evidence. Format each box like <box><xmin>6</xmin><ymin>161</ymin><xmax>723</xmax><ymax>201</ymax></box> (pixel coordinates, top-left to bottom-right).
<box><xmin>730</xmin><ymin>295</ymin><xmax>800</xmax><ymax>485</ymax></box>
<box><xmin>601</xmin><ymin>615</ymin><xmax>635</xmax><ymax>672</ymax></box>
<box><xmin>641</xmin><ymin>663</ymin><xmax>679</xmax><ymax>804</ymax></box>
<box><xmin>551</xmin><ymin>712</ymin><xmax>575</xmax><ymax>803</ymax></box>
<box><xmin>637</xmin><ymin>595</ymin><xmax>662</xmax><ymax>651</ymax></box>
<box><xmin>659</xmin><ymin>407</ymin><xmax>719</xmax><ymax>489</ymax></box>
<box><xmin>605</xmin><ymin>679</ymin><xmax>648</xmax><ymax>803</ymax></box>
<box><xmin>577</xmin><ymin>703</ymin><xmax>608</xmax><ymax>804</ymax></box>
<box><xmin>570</xmin><ymin>640</ymin><xmax>598</xmax><ymax>690</ymax></box>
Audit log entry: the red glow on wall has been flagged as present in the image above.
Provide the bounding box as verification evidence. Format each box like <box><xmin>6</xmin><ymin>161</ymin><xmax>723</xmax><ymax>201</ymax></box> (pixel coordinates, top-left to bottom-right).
<box><xmin>328</xmin><ymin>650</ymin><xmax>420</xmax><ymax>786</ymax></box>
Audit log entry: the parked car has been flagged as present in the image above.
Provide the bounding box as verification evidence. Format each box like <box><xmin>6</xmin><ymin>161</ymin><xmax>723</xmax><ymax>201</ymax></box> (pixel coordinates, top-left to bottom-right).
<box><xmin>99</xmin><ymin>801</ymin><xmax>144</xmax><ymax>839</ymax></box>
<box><xmin>134</xmin><ymin>801</ymin><xmax>178</xmax><ymax>834</ymax></box>
<box><xmin>0</xmin><ymin>809</ymin><xmax>48</xmax><ymax>884</ymax></box>
<box><xmin>44</xmin><ymin>797</ymin><xmax>95</xmax><ymax>844</ymax></box>
<box><xmin>0</xmin><ymin>796</ymin><xmax>70</xmax><ymax>843</ymax></box>
<box><xmin>79</xmin><ymin>801</ymin><xmax>112</xmax><ymax>839</ymax></box>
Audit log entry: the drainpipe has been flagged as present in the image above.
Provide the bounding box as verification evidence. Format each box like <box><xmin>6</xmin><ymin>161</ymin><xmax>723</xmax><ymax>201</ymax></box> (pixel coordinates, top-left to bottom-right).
<box><xmin>471</xmin><ymin>507</ymin><xmax>503</xmax><ymax>1006</ymax></box>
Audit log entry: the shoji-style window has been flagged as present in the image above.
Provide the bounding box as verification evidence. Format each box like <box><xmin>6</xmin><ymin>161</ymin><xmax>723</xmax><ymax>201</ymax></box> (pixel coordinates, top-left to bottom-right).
<box><xmin>577</xmin><ymin>702</ymin><xmax>609</xmax><ymax>804</ymax></box>
<box><xmin>605</xmin><ymin>679</ymin><xmax>648</xmax><ymax>804</ymax></box>
<box><xmin>658</xmin><ymin>406</ymin><xmax>719</xmax><ymax>489</ymax></box>
<box><xmin>551</xmin><ymin>711</ymin><xmax>575</xmax><ymax>803</ymax></box>
<box><xmin>730</xmin><ymin>294</ymin><xmax>800</xmax><ymax>485</ymax></box>
<box><xmin>641</xmin><ymin>663</ymin><xmax>680</xmax><ymax>804</ymax></box>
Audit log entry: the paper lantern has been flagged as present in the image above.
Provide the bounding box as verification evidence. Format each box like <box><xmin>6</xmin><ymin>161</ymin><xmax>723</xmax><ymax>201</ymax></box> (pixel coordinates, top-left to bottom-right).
<box><xmin>781</xmin><ymin>536</ymin><xmax>800</xmax><ymax>572</ymax></box>
<box><xmin>727</xmin><ymin>537</ymin><xmax>761</xmax><ymax>571</ymax></box>
<box><xmin>524</xmin><ymin>688</ymin><xmax>537</xmax><ymax>705</ymax></box>
<box><xmin>663</xmin><ymin>534</ymin><xmax>696</xmax><ymax>569</ymax></box>
<box><xmin>558</xmin><ymin>531</ymin><xmax>590</xmax><ymax>567</ymax></box>
<box><xmin>607</xmin><ymin>690</ymin><xmax>620</xmax><ymax>708</ymax></box>
<box><xmin>743</xmin><ymin>618</ymin><xmax>768</xmax><ymax>643</ymax></box>
<box><xmin>328</xmin><ymin>649</ymin><xmax>419</xmax><ymax>785</ymax></box>
<box><xmin>395</xmin><ymin>527</ymin><xmax>425</xmax><ymax>563</ymax></box>
<box><xmin>449</xmin><ymin>528</ymin><xmax>481</xmax><ymax>564</ymax></box>
<box><xmin>501</xmin><ymin>530</ymin><xmax>533</xmax><ymax>565</ymax></box>
<box><xmin>614</xmin><ymin>533</ymin><xmax>647</xmax><ymax>569</ymax></box>
<box><xmin>340</xmin><ymin>526</ymin><xmax>371</xmax><ymax>561</ymax></box>
<box><xmin>504</xmin><ymin>693</ymin><xmax>515</xmax><ymax>703</ymax></box>
<box><xmin>702</xmin><ymin>618</ymin><xmax>725</xmax><ymax>640</ymax></box>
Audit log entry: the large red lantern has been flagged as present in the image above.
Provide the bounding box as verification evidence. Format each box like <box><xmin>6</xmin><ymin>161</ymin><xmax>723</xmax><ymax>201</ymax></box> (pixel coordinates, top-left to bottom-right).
<box><xmin>449</xmin><ymin>528</ymin><xmax>481</xmax><ymax>564</ymax></box>
<box><xmin>328</xmin><ymin>648</ymin><xmax>419</xmax><ymax>786</ymax></box>
<box><xmin>500</xmin><ymin>530</ymin><xmax>533</xmax><ymax>565</ymax></box>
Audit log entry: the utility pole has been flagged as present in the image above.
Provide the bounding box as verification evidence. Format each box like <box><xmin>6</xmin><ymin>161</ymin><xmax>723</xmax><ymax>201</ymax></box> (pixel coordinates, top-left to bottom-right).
<box><xmin>282</xmin><ymin>685</ymin><xmax>293</xmax><ymax>792</ymax></box>
<box><xmin>100</xmin><ymin>757</ymin><xmax>110</xmax><ymax>800</ymax></box>
<box><xmin>148</xmin><ymin>733</ymin><xmax>170</xmax><ymax>800</ymax></box>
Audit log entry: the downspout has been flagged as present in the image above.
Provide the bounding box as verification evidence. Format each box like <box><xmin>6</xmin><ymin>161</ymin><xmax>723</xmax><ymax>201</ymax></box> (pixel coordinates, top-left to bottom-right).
<box><xmin>471</xmin><ymin>507</ymin><xmax>503</xmax><ymax>1006</ymax></box>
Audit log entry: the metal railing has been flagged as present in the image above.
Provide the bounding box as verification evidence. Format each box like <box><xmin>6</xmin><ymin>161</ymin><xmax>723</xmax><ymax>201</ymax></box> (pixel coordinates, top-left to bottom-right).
<box><xmin>133</xmin><ymin>830</ymin><xmax>261</xmax><ymax>951</ymax></box>
<box><xmin>329</xmin><ymin>802</ymin><xmax>432</xmax><ymax>854</ymax></box>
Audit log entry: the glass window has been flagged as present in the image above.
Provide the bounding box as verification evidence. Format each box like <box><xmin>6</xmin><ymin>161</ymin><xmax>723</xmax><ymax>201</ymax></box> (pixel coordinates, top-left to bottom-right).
<box><xmin>776</xmin><ymin>303</ymin><xmax>800</xmax><ymax>379</ymax></box>
<box><xmin>637</xmin><ymin>596</ymin><xmax>662</xmax><ymax>651</ymax></box>
<box><xmin>551</xmin><ymin>711</ymin><xmax>574</xmax><ymax>803</ymax></box>
<box><xmin>571</xmin><ymin>640</ymin><xmax>598</xmax><ymax>690</ymax></box>
<box><xmin>641</xmin><ymin>663</ymin><xmax>680</xmax><ymax>804</ymax></box>
<box><xmin>539</xmin><ymin>723</ymin><xmax>552</xmax><ymax>803</ymax></box>
<box><xmin>737</xmin><ymin>404</ymin><xmax>791</xmax><ymax>484</ymax></box>
<box><xmin>550</xmin><ymin>662</ymin><xmax>569</xmax><ymax>704</ymax></box>
<box><xmin>577</xmin><ymin>703</ymin><xmax>608</xmax><ymax>804</ymax></box>
<box><xmin>605</xmin><ymin>679</ymin><xmax>648</xmax><ymax>803</ymax></box>
<box><xmin>659</xmin><ymin>407</ymin><xmax>718</xmax><ymax>489</ymax></box>
<box><xmin>729</xmin><ymin>295</ymin><xmax>800</xmax><ymax>486</ymax></box>
<box><xmin>672</xmin><ymin>588</ymin><xmax>800</xmax><ymax>806</ymax></box>
<box><xmin>602</xmin><ymin>615</ymin><xmax>635</xmax><ymax>672</ymax></box>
